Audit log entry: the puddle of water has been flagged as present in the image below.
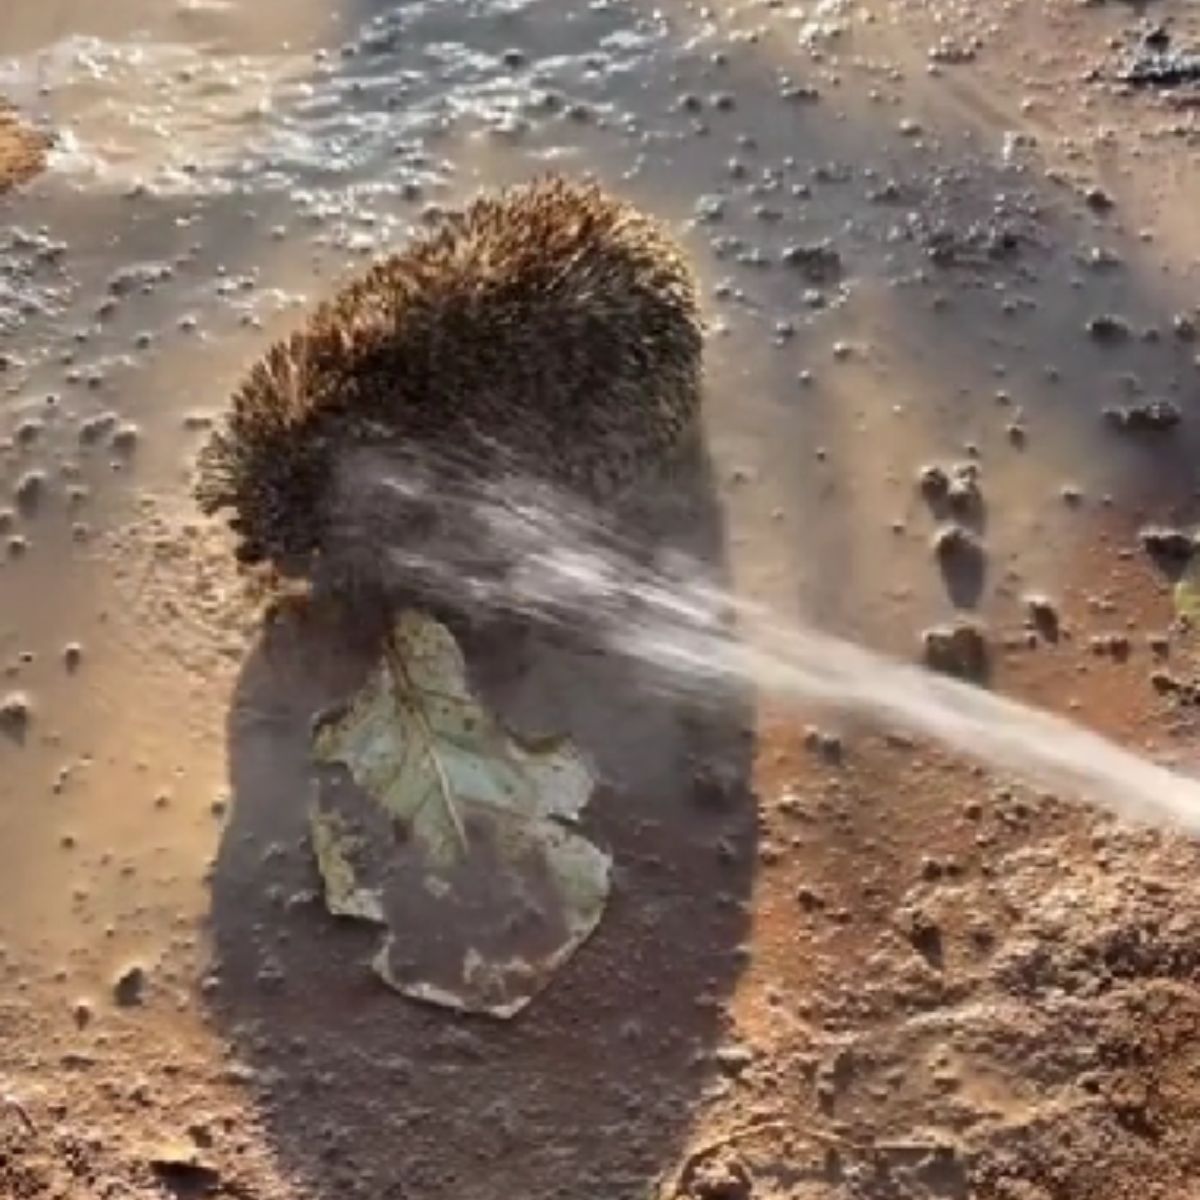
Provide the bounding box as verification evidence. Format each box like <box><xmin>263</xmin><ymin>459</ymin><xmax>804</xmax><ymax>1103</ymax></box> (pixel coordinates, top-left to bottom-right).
<box><xmin>1</xmin><ymin>3</ymin><xmax>668</xmax><ymax>199</ymax></box>
<box><xmin>0</xmin><ymin>0</ymin><xmax>340</xmax><ymax>59</ymax></box>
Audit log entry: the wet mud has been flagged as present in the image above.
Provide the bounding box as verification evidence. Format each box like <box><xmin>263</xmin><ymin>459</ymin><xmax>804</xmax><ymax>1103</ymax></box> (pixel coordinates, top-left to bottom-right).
<box><xmin>2</xmin><ymin>1</ymin><xmax>1200</xmax><ymax>1198</ymax></box>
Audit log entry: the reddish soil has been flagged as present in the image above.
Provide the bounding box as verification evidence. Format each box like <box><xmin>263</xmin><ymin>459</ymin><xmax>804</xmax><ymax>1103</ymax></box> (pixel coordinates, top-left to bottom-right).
<box><xmin>0</xmin><ymin>103</ymin><xmax>46</xmax><ymax>191</ymax></box>
<box><xmin>4</xmin><ymin>1</ymin><xmax>1200</xmax><ymax>1198</ymax></box>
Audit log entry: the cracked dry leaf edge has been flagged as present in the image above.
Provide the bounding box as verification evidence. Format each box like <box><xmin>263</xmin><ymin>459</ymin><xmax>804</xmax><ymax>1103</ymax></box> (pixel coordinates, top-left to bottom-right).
<box><xmin>309</xmin><ymin>802</ymin><xmax>385</xmax><ymax>923</ymax></box>
<box><xmin>369</xmin><ymin>829</ymin><xmax>611</xmax><ymax>1017</ymax></box>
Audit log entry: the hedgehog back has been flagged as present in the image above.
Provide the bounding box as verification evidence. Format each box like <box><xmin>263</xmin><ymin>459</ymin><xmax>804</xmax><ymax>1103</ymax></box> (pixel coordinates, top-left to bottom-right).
<box><xmin>196</xmin><ymin>177</ymin><xmax>702</xmax><ymax>569</ymax></box>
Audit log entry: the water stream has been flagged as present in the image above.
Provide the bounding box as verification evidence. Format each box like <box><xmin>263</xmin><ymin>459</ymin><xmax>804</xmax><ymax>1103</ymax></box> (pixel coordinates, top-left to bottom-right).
<box><xmin>344</xmin><ymin>460</ymin><xmax>1200</xmax><ymax>838</ymax></box>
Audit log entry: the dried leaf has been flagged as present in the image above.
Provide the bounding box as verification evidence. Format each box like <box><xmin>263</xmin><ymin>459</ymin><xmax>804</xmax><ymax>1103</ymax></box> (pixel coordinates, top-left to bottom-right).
<box><xmin>310</xmin><ymin>610</ymin><xmax>609</xmax><ymax>1017</ymax></box>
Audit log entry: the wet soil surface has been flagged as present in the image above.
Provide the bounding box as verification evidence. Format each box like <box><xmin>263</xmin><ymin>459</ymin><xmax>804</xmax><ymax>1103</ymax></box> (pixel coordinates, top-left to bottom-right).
<box><xmin>3</xmin><ymin>0</ymin><xmax>1200</xmax><ymax>1198</ymax></box>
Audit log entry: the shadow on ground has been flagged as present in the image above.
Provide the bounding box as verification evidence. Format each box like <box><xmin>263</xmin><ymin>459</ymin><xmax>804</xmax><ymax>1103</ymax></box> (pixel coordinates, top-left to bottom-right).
<box><xmin>205</xmin><ymin>438</ymin><xmax>757</xmax><ymax>1200</ymax></box>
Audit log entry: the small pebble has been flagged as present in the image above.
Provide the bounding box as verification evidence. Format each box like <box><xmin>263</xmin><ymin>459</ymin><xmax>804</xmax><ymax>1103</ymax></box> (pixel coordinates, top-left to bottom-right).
<box><xmin>1026</xmin><ymin>596</ymin><xmax>1060</xmax><ymax>641</ymax></box>
<box><xmin>113</xmin><ymin>964</ymin><xmax>147</xmax><ymax>1007</ymax></box>
<box><xmin>111</xmin><ymin>424</ymin><xmax>140</xmax><ymax>454</ymax></box>
<box><xmin>15</xmin><ymin>419</ymin><xmax>41</xmax><ymax>445</ymax></box>
<box><xmin>919</xmin><ymin>464</ymin><xmax>950</xmax><ymax>500</ymax></box>
<box><xmin>14</xmin><ymin>471</ymin><xmax>46</xmax><ymax>512</ymax></box>
<box><xmin>1104</xmin><ymin>400</ymin><xmax>1181</xmax><ymax>432</ymax></box>
<box><xmin>923</xmin><ymin>622</ymin><xmax>989</xmax><ymax>681</ymax></box>
<box><xmin>1086</xmin><ymin>314</ymin><xmax>1130</xmax><ymax>343</ymax></box>
<box><xmin>933</xmin><ymin>524</ymin><xmax>981</xmax><ymax>563</ymax></box>
<box><xmin>1140</xmin><ymin>526</ymin><xmax>1194</xmax><ymax>564</ymax></box>
<box><xmin>0</xmin><ymin>691</ymin><xmax>32</xmax><ymax>737</ymax></box>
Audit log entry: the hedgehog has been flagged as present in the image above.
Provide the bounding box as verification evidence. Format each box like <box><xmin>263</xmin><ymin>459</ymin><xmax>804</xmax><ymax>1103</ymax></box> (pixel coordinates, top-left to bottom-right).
<box><xmin>194</xmin><ymin>175</ymin><xmax>703</xmax><ymax>601</ymax></box>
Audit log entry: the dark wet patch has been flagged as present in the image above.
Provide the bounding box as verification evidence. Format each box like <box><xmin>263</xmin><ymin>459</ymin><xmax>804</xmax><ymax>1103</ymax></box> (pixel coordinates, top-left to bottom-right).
<box><xmin>1139</xmin><ymin>525</ymin><xmax>1195</xmax><ymax>576</ymax></box>
<box><xmin>1104</xmin><ymin>400</ymin><xmax>1182</xmax><ymax>433</ymax></box>
<box><xmin>149</xmin><ymin>1158</ymin><xmax>222</xmax><ymax>1198</ymax></box>
<box><xmin>205</xmin><ymin>439</ymin><xmax>756</xmax><ymax>1200</ymax></box>
<box><xmin>1118</xmin><ymin>25</ymin><xmax>1200</xmax><ymax>89</ymax></box>
<box><xmin>933</xmin><ymin>526</ymin><xmax>987</xmax><ymax>609</ymax></box>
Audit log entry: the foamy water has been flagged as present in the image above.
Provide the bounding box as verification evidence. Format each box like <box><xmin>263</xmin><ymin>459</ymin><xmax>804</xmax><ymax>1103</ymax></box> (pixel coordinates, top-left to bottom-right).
<box><xmin>0</xmin><ymin>4</ymin><xmax>665</xmax><ymax>199</ymax></box>
<box><xmin>338</xmin><ymin>457</ymin><xmax>1200</xmax><ymax>837</ymax></box>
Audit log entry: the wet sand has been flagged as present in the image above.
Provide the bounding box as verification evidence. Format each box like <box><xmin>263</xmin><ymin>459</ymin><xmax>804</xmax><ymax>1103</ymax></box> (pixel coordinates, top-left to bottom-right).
<box><xmin>2</xmin><ymin>1</ymin><xmax>1200</xmax><ymax>1197</ymax></box>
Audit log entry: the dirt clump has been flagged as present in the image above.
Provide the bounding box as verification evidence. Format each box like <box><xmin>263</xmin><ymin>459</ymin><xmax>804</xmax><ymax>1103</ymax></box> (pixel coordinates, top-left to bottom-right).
<box><xmin>0</xmin><ymin>103</ymin><xmax>47</xmax><ymax>190</ymax></box>
<box><xmin>922</xmin><ymin>622</ymin><xmax>990</xmax><ymax>681</ymax></box>
<box><xmin>1104</xmin><ymin>400</ymin><xmax>1182</xmax><ymax>432</ymax></box>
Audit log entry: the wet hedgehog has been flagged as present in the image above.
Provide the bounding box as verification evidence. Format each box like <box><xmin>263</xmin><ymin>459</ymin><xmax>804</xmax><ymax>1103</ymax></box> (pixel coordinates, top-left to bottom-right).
<box><xmin>194</xmin><ymin>175</ymin><xmax>703</xmax><ymax>587</ymax></box>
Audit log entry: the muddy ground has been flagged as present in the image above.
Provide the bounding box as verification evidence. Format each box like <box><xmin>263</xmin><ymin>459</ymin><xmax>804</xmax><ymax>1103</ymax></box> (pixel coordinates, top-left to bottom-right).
<box><xmin>3</xmin><ymin>0</ymin><xmax>1200</xmax><ymax>1197</ymax></box>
